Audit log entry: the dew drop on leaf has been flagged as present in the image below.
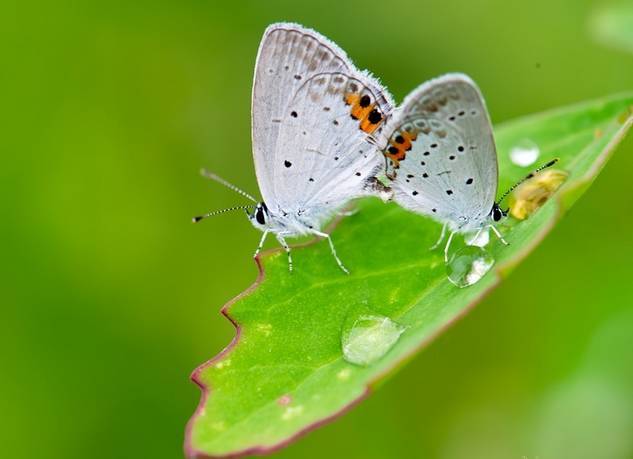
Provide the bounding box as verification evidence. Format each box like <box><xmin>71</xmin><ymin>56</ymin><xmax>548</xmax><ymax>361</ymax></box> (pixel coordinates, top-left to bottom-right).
<box><xmin>446</xmin><ymin>246</ymin><xmax>495</xmax><ymax>288</ymax></box>
<box><xmin>341</xmin><ymin>315</ymin><xmax>406</xmax><ymax>366</ymax></box>
<box><xmin>509</xmin><ymin>139</ymin><xmax>540</xmax><ymax>167</ymax></box>
<box><xmin>465</xmin><ymin>227</ymin><xmax>490</xmax><ymax>247</ymax></box>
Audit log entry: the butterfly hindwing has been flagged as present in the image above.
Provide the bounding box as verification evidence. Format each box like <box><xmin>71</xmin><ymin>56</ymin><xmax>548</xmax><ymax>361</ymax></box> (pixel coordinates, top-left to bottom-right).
<box><xmin>252</xmin><ymin>23</ymin><xmax>394</xmax><ymax>223</ymax></box>
<box><xmin>384</xmin><ymin>73</ymin><xmax>498</xmax><ymax>231</ymax></box>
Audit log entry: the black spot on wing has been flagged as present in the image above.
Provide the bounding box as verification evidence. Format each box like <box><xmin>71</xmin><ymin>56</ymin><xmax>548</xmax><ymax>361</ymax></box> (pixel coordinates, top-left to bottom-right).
<box><xmin>368</xmin><ymin>109</ymin><xmax>382</xmax><ymax>124</ymax></box>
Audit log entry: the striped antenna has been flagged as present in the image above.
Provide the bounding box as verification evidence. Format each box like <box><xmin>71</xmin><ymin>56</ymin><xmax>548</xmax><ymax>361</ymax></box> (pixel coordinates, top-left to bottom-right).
<box><xmin>192</xmin><ymin>205</ymin><xmax>255</xmax><ymax>223</ymax></box>
<box><xmin>497</xmin><ymin>158</ymin><xmax>559</xmax><ymax>205</ymax></box>
<box><xmin>200</xmin><ymin>169</ymin><xmax>257</xmax><ymax>203</ymax></box>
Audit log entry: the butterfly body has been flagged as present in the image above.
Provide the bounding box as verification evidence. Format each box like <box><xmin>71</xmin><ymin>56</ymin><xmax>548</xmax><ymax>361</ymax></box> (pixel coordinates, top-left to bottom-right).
<box><xmin>196</xmin><ymin>23</ymin><xmax>394</xmax><ymax>273</ymax></box>
<box><xmin>248</xmin><ymin>201</ymin><xmax>331</xmax><ymax>237</ymax></box>
<box><xmin>196</xmin><ymin>26</ymin><xmax>539</xmax><ymax>269</ymax></box>
<box><xmin>380</xmin><ymin>74</ymin><xmax>506</xmax><ymax>258</ymax></box>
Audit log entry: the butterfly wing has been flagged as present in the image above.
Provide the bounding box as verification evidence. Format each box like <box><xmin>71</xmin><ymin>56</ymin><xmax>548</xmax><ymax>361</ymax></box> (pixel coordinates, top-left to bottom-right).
<box><xmin>383</xmin><ymin>73</ymin><xmax>498</xmax><ymax>231</ymax></box>
<box><xmin>252</xmin><ymin>23</ymin><xmax>393</xmax><ymax>223</ymax></box>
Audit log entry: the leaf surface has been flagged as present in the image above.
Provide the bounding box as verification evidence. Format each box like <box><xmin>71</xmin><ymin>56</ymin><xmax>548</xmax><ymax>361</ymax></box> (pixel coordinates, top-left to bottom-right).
<box><xmin>186</xmin><ymin>94</ymin><xmax>633</xmax><ymax>458</ymax></box>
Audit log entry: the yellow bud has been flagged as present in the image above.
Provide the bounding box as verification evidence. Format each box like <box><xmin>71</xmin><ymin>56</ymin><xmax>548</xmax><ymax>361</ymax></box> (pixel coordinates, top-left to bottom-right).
<box><xmin>509</xmin><ymin>169</ymin><xmax>568</xmax><ymax>220</ymax></box>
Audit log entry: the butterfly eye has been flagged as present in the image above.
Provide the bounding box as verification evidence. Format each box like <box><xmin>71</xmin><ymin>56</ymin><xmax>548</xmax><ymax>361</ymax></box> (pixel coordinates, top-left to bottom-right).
<box><xmin>255</xmin><ymin>205</ymin><xmax>267</xmax><ymax>225</ymax></box>
<box><xmin>492</xmin><ymin>206</ymin><xmax>503</xmax><ymax>222</ymax></box>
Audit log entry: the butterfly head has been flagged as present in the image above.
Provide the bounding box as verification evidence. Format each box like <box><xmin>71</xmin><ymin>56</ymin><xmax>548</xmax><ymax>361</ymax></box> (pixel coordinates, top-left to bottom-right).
<box><xmin>490</xmin><ymin>202</ymin><xmax>508</xmax><ymax>223</ymax></box>
<box><xmin>248</xmin><ymin>202</ymin><xmax>270</xmax><ymax>229</ymax></box>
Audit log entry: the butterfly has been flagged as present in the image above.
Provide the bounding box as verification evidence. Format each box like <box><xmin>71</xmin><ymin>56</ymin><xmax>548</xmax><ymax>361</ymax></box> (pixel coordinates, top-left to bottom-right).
<box><xmin>193</xmin><ymin>23</ymin><xmax>394</xmax><ymax>273</ymax></box>
<box><xmin>379</xmin><ymin>73</ymin><xmax>557</xmax><ymax>261</ymax></box>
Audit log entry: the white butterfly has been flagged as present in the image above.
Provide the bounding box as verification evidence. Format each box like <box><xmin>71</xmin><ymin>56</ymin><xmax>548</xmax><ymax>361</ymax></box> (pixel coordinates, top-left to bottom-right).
<box><xmin>194</xmin><ymin>23</ymin><xmax>393</xmax><ymax>273</ymax></box>
<box><xmin>380</xmin><ymin>73</ymin><xmax>556</xmax><ymax>261</ymax></box>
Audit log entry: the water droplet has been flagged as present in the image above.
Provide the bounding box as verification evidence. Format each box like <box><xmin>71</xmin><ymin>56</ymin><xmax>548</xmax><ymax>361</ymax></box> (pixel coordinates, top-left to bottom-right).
<box><xmin>509</xmin><ymin>139</ymin><xmax>540</xmax><ymax>167</ymax></box>
<box><xmin>446</xmin><ymin>246</ymin><xmax>495</xmax><ymax>288</ymax></box>
<box><xmin>341</xmin><ymin>315</ymin><xmax>405</xmax><ymax>366</ymax></box>
<box><xmin>509</xmin><ymin>169</ymin><xmax>568</xmax><ymax>220</ymax></box>
<box><xmin>465</xmin><ymin>227</ymin><xmax>490</xmax><ymax>247</ymax></box>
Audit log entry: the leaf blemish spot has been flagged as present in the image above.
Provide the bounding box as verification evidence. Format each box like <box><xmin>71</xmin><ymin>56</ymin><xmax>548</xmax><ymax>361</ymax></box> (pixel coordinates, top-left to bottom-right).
<box><xmin>214</xmin><ymin>359</ymin><xmax>231</xmax><ymax>369</ymax></box>
<box><xmin>337</xmin><ymin>368</ymin><xmax>352</xmax><ymax>381</ymax></box>
<box><xmin>281</xmin><ymin>405</ymin><xmax>304</xmax><ymax>421</ymax></box>
<box><xmin>277</xmin><ymin>394</ymin><xmax>292</xmax><ymax>406</ymax></box>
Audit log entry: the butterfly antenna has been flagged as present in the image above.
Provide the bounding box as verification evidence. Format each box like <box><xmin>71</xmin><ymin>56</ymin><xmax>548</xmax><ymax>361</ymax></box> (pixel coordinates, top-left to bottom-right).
<box><xmin>497</xmin><ymin>158</ymin><xmax>559</xmax><ymax>205</ymax></box>
<box><xmin>200</xmin><ymin>169</ymin><xmax>257</xmax><ymax>203</ymax></box>
<box><xmin>192</xmin><ymin>205</ymin><xmax>255</xmax><ymax>223</ymax></box>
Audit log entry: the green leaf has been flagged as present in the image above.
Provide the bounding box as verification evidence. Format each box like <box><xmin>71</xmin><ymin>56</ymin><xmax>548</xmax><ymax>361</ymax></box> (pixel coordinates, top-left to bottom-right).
<box><xmin>591</xmin><ymin>4</ymin><xmax>633</xmax><ymax>55</ymax></box>
<box><xmin>185</xmin><ymin>94</ymin><xmax>633</xmax><ymax>458</ymax></box>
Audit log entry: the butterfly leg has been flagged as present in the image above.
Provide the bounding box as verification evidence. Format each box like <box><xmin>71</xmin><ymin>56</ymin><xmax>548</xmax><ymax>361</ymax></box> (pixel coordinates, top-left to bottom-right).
<box><xmin>253</xmin><ymin>230</ymin><xmax>269</xmax><ymax>258</ymax></box>
<box><xmin>465</xmin><ymin>226</ymin><xmax>488</xmax><ymax>246</ymax></box>
<box><xmin>444</xmin><ymin>231</ymin><xmax>457</xmax><ymax>263</ymax></box>
<box><xmin>489</xmin><ymin>225</ymin><xmax>509</xmax><ymax>245</ymax></box>
<box><xmin>310</xmin><ymin>229</ymin><xmax>349</xmax><ymax>274</ymax></box>
<box><xmin>430</xmin><ymin>223</ymin><xmax>448</xmax><ymax>250</ymax></box>
<box><xmin>275</xmin><ymin>233</ymin><xmax>293</xmax><ymax>272</ymax></box>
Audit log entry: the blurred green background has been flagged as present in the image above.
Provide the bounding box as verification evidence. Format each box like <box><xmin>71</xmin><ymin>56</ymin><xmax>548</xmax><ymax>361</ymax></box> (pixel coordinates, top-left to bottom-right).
<box><xmin>3</xmin><ymin>0</ymin><xmax>633</xmax><ymax>458</ymax></box>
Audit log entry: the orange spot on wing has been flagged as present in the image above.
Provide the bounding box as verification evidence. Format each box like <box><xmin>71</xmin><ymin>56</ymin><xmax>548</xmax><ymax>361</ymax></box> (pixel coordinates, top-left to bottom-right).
<box><xmin>352</xmin><ymin>103</ymin><xmax>372</xmax><ymax>121</ymax></box>
<box><xmin>345</xmin><ymin>93</ymin><xmax>359</xmax><ymax>107</ymax></box>
<box><xmin>344</xmin><ymin>92</ymin><xmax>383</xmax><ymax>133</ymax></box>
<box><xmin>384</xmin><ymin>130</ymin><xmax>418</xmax><ymax>166</ymax></box>
<box><xmin>359</xmin><ymin>106</ymin><xmax>379</xmax><ymax>133</ymax></box>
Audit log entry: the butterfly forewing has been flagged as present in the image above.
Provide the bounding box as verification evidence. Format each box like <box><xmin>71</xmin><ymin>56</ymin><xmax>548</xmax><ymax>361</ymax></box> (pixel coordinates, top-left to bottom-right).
<box><xmin>252</xmin><ymin>24</ymin><xmax>393</xmax><ymax>222</ymax></box>
<box><xmin>385</xmin><ymin>74</ymin><xmax>498</xmax><ymax>230</ymax></box>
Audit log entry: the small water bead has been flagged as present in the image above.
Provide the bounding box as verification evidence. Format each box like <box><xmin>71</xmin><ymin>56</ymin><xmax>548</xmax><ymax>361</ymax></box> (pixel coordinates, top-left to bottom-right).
<box><xmin>341</xmin><ymin>315</ymin><xmax>406</xmax><ymax>366</ymax></box>
<box><xmin>509</xmin><ymin>139</ymin><xmax>540</xmax><ymax>167</ymax></box>
<box><xmin>465</xmin><ymin>228</ymin><xmax>490</xmax><ymax>247</ymax></box>
<box><xmin>446</xmin><ymin>246</ymin><xmax>495</xmax><ymax>288</ymax></box>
